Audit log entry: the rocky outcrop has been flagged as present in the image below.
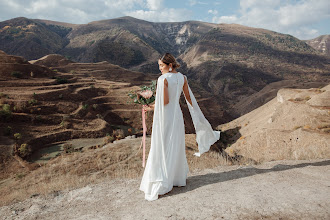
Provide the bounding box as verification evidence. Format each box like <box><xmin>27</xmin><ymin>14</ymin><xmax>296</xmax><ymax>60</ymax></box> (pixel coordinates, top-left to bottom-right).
<box><xmin>305</xmin><ymin>35</ymin><xmax>330</xmax><ymax>56</ymax></box>
<box><xmin>217</xmin><ymin>84</ymin><xmax>330</xmax><ymax>163</ymax></box>
<box><xmin>29</xmin><ymin>54</ymin><xmax>74</xmax><ymax>67</ymax></box>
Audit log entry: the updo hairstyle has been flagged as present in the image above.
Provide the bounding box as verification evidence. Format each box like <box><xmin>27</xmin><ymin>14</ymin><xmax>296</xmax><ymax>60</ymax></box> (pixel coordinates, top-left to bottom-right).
<box><xmin>159</xmin><ymin>53</ymin><xmax>181</xmax><ymax>69</ymax></box>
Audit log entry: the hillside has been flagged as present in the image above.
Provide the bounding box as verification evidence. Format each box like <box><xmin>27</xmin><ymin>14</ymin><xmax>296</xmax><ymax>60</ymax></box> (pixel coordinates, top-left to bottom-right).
<box><xmin>305</xmin><ymin>35</ymin><xmax>330</xmax><ymax>56</ymax></box>
<box><xmin>0</xmin><ymin>50</ymin><xmax>227</xmax><ymax>199</ymax></box>
<box><xmin>180</xmin><ymin>24</ymin><xmax>330</xmax><ymax>116</ymax></box>
<box><xmin>0</xmin><ymin>17</ymin><xmax>70</xmax><ymax>60</ymax></box>
<box><xmin>217</xmin><ymin>84</ymin><xmax>330</xmax><ymax>163</ymax></box>
<box><xmin>0</xmin><ymin>72</ymin><xmax>328</xmax><ymax>207</ymax></box>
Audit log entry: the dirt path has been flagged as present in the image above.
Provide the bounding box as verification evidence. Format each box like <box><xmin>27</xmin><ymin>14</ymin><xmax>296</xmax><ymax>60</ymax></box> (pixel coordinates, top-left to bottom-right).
<box><xmin>1</xmin><ymin>159</ymin><xmax>329</xmax><ymax>220</ymax></box>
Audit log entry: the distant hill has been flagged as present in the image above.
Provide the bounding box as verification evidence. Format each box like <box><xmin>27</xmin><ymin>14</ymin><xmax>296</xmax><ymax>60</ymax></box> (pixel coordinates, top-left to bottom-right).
<box><xmin>0</xmin><ymin>17</ymin><xmax>70</xmax><ymax>60</ymax></box>
<box><xmin>0</xmin><ymin>16</ymin><xmax>329</xmax><ymax>117</ymax></box>
<box><xmin>0</xmin><ymin>50</ymin><xmax>54</xmax><ymax>80</ymax></box>
<box><xmin>305</xmin><ymin>35</ymin><xmax>330</xmax><ymax>56</ymax></box>
<box><xmin>180</xmin><ymin>24</ymin><xmax>330</xmax><ymax>116</ymax></box>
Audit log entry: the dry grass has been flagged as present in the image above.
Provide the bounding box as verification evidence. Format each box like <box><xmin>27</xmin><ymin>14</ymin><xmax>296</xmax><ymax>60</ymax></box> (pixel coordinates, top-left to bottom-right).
<box><xmin>0</xmin><ymin>134</ymin><xmax>231</xmax><ymax>207</ymax></box>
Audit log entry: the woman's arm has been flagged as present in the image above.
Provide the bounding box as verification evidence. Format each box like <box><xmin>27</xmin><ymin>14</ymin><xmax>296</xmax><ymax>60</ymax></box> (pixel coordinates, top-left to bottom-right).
<box><xmin>183</xmin><ymin>76</ymin><xmax>192</xmax><ymax>106</ymax></box>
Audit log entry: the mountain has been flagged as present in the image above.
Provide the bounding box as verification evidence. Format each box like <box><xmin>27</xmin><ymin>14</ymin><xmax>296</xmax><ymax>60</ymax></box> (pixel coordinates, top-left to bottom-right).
<box><xmin>305</xmin><ymin>35</ymin><xmax>330</xmax><ymax>56</ymax></box>
<box><xmin>180</xmin><ymin>24</ymin><xmax>330</xmax><ymax>116</ymax></box>
<box><xmin>59</xmin><ymin>16</ymin><xmax>218</xmax><ymax>72</ymax></box>
<box><xmin>0</xmin><ymin>16</ymin><xmax>329</xmax><ymax>117</ymax></box>
<box><xmin>0</xmin><ymin>17</ymin><xmax>70</xmax><ymax>60</ymax></box>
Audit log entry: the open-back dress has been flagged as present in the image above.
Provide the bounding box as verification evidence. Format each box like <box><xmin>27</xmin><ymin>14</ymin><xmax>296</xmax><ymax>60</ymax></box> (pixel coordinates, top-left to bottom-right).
<box><xmin>139</xmin><ymin>72</ymin><xmax>220</xmax><ymax>201</ymax></box>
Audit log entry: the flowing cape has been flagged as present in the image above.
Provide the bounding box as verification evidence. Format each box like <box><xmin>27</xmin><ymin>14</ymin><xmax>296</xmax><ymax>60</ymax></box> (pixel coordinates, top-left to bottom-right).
<box><xmin>182</xmin><ymin>75</ymin><xmax>221</xmax><ymax>156</ymax></box>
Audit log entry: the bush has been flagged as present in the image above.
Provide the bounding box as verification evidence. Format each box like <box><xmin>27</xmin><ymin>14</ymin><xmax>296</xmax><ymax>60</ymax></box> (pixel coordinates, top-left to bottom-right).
<box><xmin>103</xmin><ymin>135</ymin><xmax>115</xmax><ymax>144</ymax></box>
<box><xmin>28</xmin><ymin>99</ymin><xmax>38</xmax><ymax>105</ymax></box>
<box><xmin>11</xmin><ymin>71</ymin><xmax>23</xmax><ymax>78</ymax></box>
<box><xmin>82</xmin><ymin>104</ymin><xmax>89</xmax><ymax>110</ymax></box>
<box><xmin>3</xmin><ymin>126</ymin><xmax>12</xmax><ymax>136</ymax></box>
<box><xmin>18</xmin><ymin>144</ymin><xmax>32</xmax><ymax>158</ymax></box>
<box><xmin>55</xmin><ymin>77</ymin><xmax>68</xmax><ymax>84</ymax></box>
<box><xmin>0</xmin><ymin>104</ymin><xmax>12</xmax><ymax>120</ymax></box>
<box><xmin>14</xmin><ymin>133</ymin><xmax>22</xmax><ymax>141</ymax></box>
<box><xmin>63</xmin><ymin>144</ymin><xmax>74</xmax><ymax>153</ymax></box>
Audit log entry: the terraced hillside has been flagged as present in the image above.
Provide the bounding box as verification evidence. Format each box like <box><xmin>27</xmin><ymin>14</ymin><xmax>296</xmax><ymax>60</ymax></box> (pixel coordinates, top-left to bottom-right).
<box><xmin>0</xmin><ymin>51</ymin><xmax>227</xmax><ymax>183</ymax></box>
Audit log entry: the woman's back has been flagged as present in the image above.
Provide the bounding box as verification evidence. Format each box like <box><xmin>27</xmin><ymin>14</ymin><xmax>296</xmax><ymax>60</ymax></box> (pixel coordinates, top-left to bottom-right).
<box><xmin>161</xmin><ymin>72</ymin><xmax>184</xmax><ymax>107</ymax></box>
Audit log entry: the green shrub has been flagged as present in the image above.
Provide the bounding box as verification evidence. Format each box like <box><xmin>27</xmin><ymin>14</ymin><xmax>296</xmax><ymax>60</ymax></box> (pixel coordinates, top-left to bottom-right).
<box><xmin>35</xmin><ymin>115</ymin><xmax>42</xmax><ymax>121</ymax></box>
<box><xmin>18</xmin><ymin>144</ymin><xmax>32</xmax><ymax>158</ymax></box>
<box><xmin>3</xmin><ymin>126</ymin><xmax>12</xmax><ymax>136</ymax></box>
<box><xmin>0</xmin><ymin>104</ymin><xmax>12</xmax><ymax>120</ymax></box>
<box><xmin>11</xmin><ymin>71</ymin><xmax>23</xmax><ymax>78</ymax></box>
<box><xmin>63</xmin><ymin>143</ymin><xmax>74</xmax><ymax>153</ymax></box>
<box><xmin>14</xmin><ymin>133</ymin><xmax>22</xmax><ymax>141</ymax></box>
<box><xmin>55</xmin><ymin>77</ymin><xmax>68</xmax><ymax>84</ymax></box>
<box><xmin>16</xmin><ymin>173</ymin><xmax>26</xmax><ymax>179</ymax></box>
<box><xmin>82</xmin><ymin>104</ymin><xmax>89</xmax><ymax>110</ymax></box>
<box><xmin>28</xmin><ymin>99</ymin><xmax>38</xmax><ymax>105</ymax></box>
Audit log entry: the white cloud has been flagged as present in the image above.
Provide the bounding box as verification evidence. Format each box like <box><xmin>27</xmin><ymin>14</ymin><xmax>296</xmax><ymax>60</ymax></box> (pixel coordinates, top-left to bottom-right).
<box><xmin>126</xmin><ymin>8</ymin><xmax>192</xmax><ymax>22</ymax></box>
<box><xmin>0</xmin><ymin>0</ymin><xmax>190</xmax><ymax>24</ymax></box>
<box><xmin>208</xmin><ymin>9</ymin><xmax>218</xmax><ymax>15</ymax></box>
<box><xmin>146</xmin><ymin>0</ymin><xmax>163</xmax><ymax>11</ymax></box>
<box><xmin>212</xmin><ymin>0</ymin><xmax>330</xmax><ymax>39</ymax></box>
<box><xmin>212</xmin><ymin>15</ymin><xmax>237</xmax><ymax>24</ymax></box>
<box><xmin>188</xmin><ymin>0</ymin><xmax>208</xmax><ymax>6</ymax></box>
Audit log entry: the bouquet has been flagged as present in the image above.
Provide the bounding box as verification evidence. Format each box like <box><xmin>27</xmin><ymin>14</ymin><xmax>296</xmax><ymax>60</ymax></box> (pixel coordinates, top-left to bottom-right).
<box><xmin>127</xmin><ymin>80</ymin><xmax>157</xmax><ymax>167</ymax></box>
<box><xmin>127</xmin><ymin>80</ymin><xmax>157</xmax><ymax>106</ymax></box>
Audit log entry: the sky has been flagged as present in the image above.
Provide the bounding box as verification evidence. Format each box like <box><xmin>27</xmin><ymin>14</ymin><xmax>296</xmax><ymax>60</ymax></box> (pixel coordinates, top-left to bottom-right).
<box><xmin>0</xmin><ymin>0</ymin><xmax>329</xmax><ymax>40</ymax></box>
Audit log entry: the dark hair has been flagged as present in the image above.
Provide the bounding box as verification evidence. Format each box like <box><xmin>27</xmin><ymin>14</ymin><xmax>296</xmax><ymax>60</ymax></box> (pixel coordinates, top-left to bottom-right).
<box><xmin>159</xmin><ymin>53</ymin><xmax>181</xmax><ymax>69</ymax></box>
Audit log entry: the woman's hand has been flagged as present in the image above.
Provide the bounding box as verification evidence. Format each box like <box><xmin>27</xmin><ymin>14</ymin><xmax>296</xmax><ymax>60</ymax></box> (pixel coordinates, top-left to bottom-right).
<box><xmin>143</xmin><ymin>104</ymin><xmax>154</xmax><ymax>112</ymax></box>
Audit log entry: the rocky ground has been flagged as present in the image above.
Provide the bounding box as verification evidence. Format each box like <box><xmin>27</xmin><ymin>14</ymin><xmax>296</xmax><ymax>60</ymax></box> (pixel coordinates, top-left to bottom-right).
<box><xmin>218</xmin><ymin>84</ymin><xmax>330</xmax><ymax>163</ymax></box>
<box><xmin>0</xmin><ymin>159</ymin><xmax>329</xmax><ymax>220</ymax></box>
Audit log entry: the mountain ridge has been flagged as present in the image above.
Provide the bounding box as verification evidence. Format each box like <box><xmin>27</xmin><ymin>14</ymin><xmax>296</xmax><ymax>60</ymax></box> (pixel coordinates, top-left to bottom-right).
<box><xmin>1</xmin><ymin>16</ymin><xmax>329</xmax><ymax>118</ymax></box>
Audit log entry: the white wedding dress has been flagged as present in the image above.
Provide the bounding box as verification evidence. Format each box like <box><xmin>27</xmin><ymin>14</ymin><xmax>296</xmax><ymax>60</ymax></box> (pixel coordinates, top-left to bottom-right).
<box><xmin>139</xmin><ymin>72</ymin><xmax>220</xmax><ymax>201</ymax></box>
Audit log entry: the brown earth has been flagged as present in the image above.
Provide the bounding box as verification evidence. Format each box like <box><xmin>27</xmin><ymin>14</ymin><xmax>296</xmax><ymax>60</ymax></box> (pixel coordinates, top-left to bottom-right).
<box><xmin>0</xmin><ymin>159</ymin><xmax>329</xmax><ymax>220</ymax></box>
<box><xmin>218</xmin><ymin>84</ymin><xmax>330</xmax><ymax>163</ymax></box>
<box><xmin>29</xmin><ymin>54</ymin><xmax>74</xmax><ymax>67</ymax></box>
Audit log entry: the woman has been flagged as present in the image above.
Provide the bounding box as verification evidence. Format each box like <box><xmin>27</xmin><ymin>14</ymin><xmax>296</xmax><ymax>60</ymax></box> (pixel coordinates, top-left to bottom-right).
<box><xmin>139</xmin><ymin>53</ymin><xmax>220</xmax><ymax>201</ymax></box>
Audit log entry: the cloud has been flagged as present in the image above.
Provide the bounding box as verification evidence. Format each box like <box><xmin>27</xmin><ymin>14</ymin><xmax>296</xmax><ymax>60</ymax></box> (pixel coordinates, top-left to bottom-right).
<box><xmin>126</xmin><ymin>8</ymin><xmax>192</xmax><ymax>22</ymax></box>
<box><xmin>145</xmin><ymin>0</ymin><xmax>162</xmax><ymax>11</ymax></box>
<box><xmin>0</xmin><ymin>0</ymin><xmax>190</xmax><ymax>24</ymax></box>
<box><xmin>188</xmin><ymin>0</ymin><xmax>208</xmax><ymax>6</ymax></box>
<box><xmin>212</xmin><ymin>0</ymin><xmax>330</xmax><ymax>39</ymax></box>
<box><xmin>208</xmin><ymin>10</ymin><xmax>218</xmax><ymax>15</ymax></box>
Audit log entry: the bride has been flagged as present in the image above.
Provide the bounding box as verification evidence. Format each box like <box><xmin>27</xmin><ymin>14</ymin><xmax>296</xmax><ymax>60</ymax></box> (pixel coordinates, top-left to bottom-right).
<box><xmin>139</xmin><ymin>53</ymin><xmax>220</xmax><ymax>201</ymax></box>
